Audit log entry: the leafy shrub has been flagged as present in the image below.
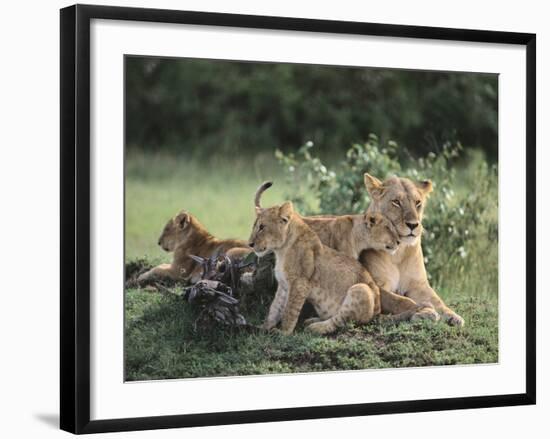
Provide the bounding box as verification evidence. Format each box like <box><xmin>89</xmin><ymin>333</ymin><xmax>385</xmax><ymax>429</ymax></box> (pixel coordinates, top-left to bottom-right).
<box><xmin>276</xmin><ymin>136</ymin><xmax>498</xmax><ymax>296</ymax></box>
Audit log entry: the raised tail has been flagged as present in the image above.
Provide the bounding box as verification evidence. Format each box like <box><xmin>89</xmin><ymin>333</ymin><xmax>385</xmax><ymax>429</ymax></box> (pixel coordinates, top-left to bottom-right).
<box><xmin>254</xmin><ymin>181</ymin><xmax>273</xmax><ymax>209</ymax></box>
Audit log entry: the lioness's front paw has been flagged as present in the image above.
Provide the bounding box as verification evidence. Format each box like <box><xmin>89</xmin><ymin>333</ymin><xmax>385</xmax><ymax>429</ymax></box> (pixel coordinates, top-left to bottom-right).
<box><xmin>443</xmin><ymin>312</ymin><xmax>465</xmax><ymax>327</ymax></box>
<box><xmin>411</xmin><ymin>305</ymin><xmax>440</xmax><ymax>322</ymax></box>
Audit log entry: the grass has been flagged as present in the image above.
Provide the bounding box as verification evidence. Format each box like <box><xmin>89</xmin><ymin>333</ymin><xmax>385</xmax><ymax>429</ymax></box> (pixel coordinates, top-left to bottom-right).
<box><xmin>125</xmin><ymin>151</ymin><xmax>498</xmax><ymax>381</ymax></box>
<box><xmin>125</xmin><ymin>288</ymin><xmax>498</xmax><ymax>381</ymax></box>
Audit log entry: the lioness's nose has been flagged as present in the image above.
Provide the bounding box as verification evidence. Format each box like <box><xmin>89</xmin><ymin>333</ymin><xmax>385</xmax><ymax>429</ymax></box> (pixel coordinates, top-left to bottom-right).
<box><xmin>406</xmin><ymin>222</ymin><xmax>419</xmax><ymax>231</ymax></box>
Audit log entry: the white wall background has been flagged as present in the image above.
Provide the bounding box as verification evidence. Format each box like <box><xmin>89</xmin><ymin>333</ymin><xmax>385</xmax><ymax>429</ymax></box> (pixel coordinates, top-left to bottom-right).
<box><xmin>0</xmin><ymin>0</ymin><xmax>546</xmax><ymax>437</ymax></box>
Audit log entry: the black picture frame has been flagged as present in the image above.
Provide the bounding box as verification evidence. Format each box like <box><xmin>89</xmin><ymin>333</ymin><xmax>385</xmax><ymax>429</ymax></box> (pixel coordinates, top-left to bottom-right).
<box><xmin>60</xmin><ymin>4</ymin><xmax>536</xmax><ymax>434</ymax></box>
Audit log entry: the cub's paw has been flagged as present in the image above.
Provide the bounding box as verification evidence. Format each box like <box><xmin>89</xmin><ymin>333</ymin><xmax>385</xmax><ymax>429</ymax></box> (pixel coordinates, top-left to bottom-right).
<box><xmin>136</xmin><ymin>270</ymin><xmax>158</xmax><ymax>287</ymax></box>
<box><xmin>442</xmin><ymin>312</ymin><xmax>465</xmax><ymax>327</ymax></box>
<box><xmin>303</xmin><ymin>317</ymin><xmax>321</xmax><ymax>327</ymax></box>
<box><xmin>411</xmin><ymin>304</ymin><xmax>440</xmax><ymax>322</ymax></box>
<box><xmin>261</xmin><ymin>321</ymin><xmax>277</xmax><ymax>332</ymax></box>
<box><xmin>305</xmin><ymin>321</ymin><xmax>334</xmax><ymax>335</ymax></box>
<box><xmin>270</xmin><ymin>327</ymin><xmax>293</xmax><ymax>336</ymax></box>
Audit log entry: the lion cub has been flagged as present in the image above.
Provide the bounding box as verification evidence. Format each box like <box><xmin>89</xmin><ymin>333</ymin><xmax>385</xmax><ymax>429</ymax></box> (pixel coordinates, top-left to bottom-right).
<box><xmin>138</xmin><ymin>210</ymin><xmax>251</xmax><ymax>285</ymax></box>
<box><xmin>248</xmin><ymin>199</ymin><xmax>397</xmax><ymax>335</ymax></box>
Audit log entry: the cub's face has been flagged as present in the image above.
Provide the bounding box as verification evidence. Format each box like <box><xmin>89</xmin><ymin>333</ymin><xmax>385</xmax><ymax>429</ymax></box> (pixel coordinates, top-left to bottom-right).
<box><xmin>362</xmin><ymin>213</ymin><xmax>400</xmax><ymax>254</ymax></box>
<box><xmin>364</xmin><ymin>174</ymin><xmax>433</xmax><ymax>246</ymax></box>
<box><xmin>158</xmin><ymin>210</ymin><xmax>194</xmax><ymax>252</ymax></box>
<box><xmin>248</xmin><ymin>201</ymin><xmax>293</xmax><ymax>256</ymax></box>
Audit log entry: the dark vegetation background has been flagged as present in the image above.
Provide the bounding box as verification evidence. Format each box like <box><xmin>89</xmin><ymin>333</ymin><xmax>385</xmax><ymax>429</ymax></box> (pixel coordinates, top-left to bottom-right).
<box><xmin>126</xmin><ymin>57</ymin><xmax>498</xmax><ymax>161</ymax></box>
<box><xmin>125</xmin><ymin>56</ymin><xmax>498</xmax><ymax>380</ymax></box>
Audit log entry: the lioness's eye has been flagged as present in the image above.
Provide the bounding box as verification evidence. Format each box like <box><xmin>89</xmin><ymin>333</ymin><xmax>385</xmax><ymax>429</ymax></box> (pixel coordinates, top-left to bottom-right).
<box><xmin>391</xmin><ymin>199</ymin><xmax>401</xmax><ymax>207</ymax></box>
<box><xmin>416</xmin><ymin>200</ymin><xmax>422</xmax><ymax>209</ymax></box>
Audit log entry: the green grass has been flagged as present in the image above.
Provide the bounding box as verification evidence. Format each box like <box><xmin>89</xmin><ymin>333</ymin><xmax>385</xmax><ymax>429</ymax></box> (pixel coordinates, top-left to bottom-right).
<box><xmin>125</xmin><ymin>151</ymin><xmax>498</xmax><ymax>381</ymax></box>
<box><xmin>125</xmin><ymin>288</ymin><xmax>498</xmax><ymax>381</ymax></box>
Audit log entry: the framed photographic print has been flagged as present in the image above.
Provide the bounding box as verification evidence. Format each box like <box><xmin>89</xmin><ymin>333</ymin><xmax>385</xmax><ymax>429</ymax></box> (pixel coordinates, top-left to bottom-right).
<box><xmin>60</xmin><ymin>4</ymin><xmax>536</xmax><ymax>434</ymax></box>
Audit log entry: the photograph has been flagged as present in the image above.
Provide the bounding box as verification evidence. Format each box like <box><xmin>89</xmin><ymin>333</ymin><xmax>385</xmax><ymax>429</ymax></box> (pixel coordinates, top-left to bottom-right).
<box><xmin>123</xmin><ymin>56</ymin><xmax>499</xmax><ymax>381</ymax></box>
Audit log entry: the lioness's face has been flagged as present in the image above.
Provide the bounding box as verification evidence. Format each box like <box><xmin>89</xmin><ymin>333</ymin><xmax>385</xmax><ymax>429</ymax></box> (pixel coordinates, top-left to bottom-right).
<box><xmin>248</xmin><ymin>202</ymin><xmax>293</xmax><ymax>256</ymax></box>
<box><xmin>364</xmin><ymin>174</ymin><xmax>433</xmax><ymax>246</ymax></box>
<box><xmin>362</xmin><ymin>213</ymin><xmax>401</xmax><ymax>254</ymax></box>
<box><xmin>158</xmin><ymin>210</ymin><xmax>194</xmax><ymax>252</ymax></box>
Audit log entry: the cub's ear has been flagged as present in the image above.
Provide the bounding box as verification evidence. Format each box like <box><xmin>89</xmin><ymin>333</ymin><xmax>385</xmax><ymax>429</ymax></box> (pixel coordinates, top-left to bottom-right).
<box><xmin>176</xmin><ymin>212</ymin><xmax>189</xmax><ymax>228</ymax></box>
<box><xmin>365</xmin><ymin>213</ymin><xmax>380</xmax><ymax>228</ymax></box>
<box><xmin>279</xmin><ymin>201</ymin><xmax>294</xmax><ymax>223</ymax></box>
<box><xmin>188</xmin><ymin>254</ymin><xmax>206</xmax><ymax>264</ymax></box>
<box><xmin>255</xmin><ymin>206</ymin><xmax>263</xmax><ymax>215</ymax></box>
<box><xmin>416</xmin><ymin>179</ymin><xmax>433</xmax><ymax>196</ymax></box>
<box><xmin>364</xmin><ymin>173</ymin><xmax>384</xmax><ymax>199</ymax></box>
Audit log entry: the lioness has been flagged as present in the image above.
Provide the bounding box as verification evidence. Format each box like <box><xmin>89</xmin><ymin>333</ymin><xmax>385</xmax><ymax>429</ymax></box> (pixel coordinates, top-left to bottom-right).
<box><xmin>255</xmin><ymin>182</ymin><xmax>439</xmax><ymax>322</ymax></box>
<box><xmin>137</xmin><ymin>210</ymin><xmax>251</xmax><ymax>285</ymax></box>
<box><xmin>360</xmin><ymin>173</ymin><xmax>465</xmax><ymax>326</ymax></box>
<box><xmin>248</xmin><ymin>197</ymin><xmax>391</xmax><ymax>335</ymax></box>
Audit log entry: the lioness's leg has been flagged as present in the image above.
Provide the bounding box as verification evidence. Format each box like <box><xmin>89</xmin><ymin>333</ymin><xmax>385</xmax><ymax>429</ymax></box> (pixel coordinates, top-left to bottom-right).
<box><xmin>406</xmin><ymin>285</ymin><xmax>464</xmax><ymax>326</ymax></box>
<box><xmin>380</xmin><ymin>288</ymin><xmax>439</xmax><ymax>322</ymax></box>
<box><xmin>380</xmin><ymin>302</ymin><xmax>439</xmax><ymax>323</ymax></box>
<box><xmin>137</xmin><ymin>263</ymin><xmax>178</xmax><ymax>283</ymax></box>
<box><xmin>306</xmin><ymin>283</ymin><xmax>376</xmax><ymax>335</ymax></box>
<box><xmin>262</xmin><ymin>284</ymin><xmax>288</xmax><ymax>330</ymax></box>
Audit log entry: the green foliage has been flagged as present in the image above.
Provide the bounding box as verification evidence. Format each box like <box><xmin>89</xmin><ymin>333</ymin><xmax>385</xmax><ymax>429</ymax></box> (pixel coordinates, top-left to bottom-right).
<box><xmin>277</xmin><ymin>137</ymin><xmax>498</xmax><ymax>296</ymax></box>
<box><xmin>126</xmin><ymin>57</ymin><xmax>498</xmax><ymax>159</ymax></box>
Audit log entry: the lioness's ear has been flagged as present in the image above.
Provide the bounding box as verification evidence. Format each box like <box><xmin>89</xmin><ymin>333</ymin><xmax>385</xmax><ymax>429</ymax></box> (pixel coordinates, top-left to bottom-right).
<box><xmin>364</xmin><ymin>173</ymin><xmax>384</xmax><ymax>199</ymax></box>
<box><xmin>279</xmin><ymin>201</ymin><xmax>294</xmax><ymax>223</ymax></box>
<box><xmin>416</xmin><ymin>180</ymin><xmax>433</xmax><ymax>196</ymax></box>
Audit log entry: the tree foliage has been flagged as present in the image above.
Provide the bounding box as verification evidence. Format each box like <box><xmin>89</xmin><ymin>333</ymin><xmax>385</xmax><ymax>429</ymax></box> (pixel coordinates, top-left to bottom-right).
<box><xmin>126</xmin><ymin>57</ymin><xmax>498</xmax><ymax>160</ymax></box>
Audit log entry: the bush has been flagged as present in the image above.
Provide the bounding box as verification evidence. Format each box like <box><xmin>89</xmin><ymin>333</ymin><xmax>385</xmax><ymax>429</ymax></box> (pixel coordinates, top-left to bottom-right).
<box><xmin>276</xmin><ymin>136</ymin><xmax>498</xmax><ymax>296</ymax></box>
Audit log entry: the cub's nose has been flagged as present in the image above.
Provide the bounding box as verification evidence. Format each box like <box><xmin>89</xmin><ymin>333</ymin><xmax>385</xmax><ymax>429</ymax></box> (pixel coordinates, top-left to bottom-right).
<box><xmin>157</xmin><ymin>239</ymin><xmax>161</xmax><ymax>246</ymax></box>
<box><xmin>249</xmin><ymin>242</ymin><xmax>255</xmax><ymax>248</ymax></box>
<box><xmin>406</xmin><ymin>222</ymin><xmax>419</xmax><ymax>231</ymax></box>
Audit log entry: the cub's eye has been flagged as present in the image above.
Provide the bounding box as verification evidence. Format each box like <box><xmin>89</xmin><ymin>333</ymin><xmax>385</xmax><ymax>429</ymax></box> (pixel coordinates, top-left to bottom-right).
<box><xmin>391</xmin><ymin>199</ymin><xmax>401</xmax><ymax>207</ymax></box>
<box><xmin>259</xmin><ymin>224</ymin><xmax>265</xmax><ymax>231</ymax></box>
